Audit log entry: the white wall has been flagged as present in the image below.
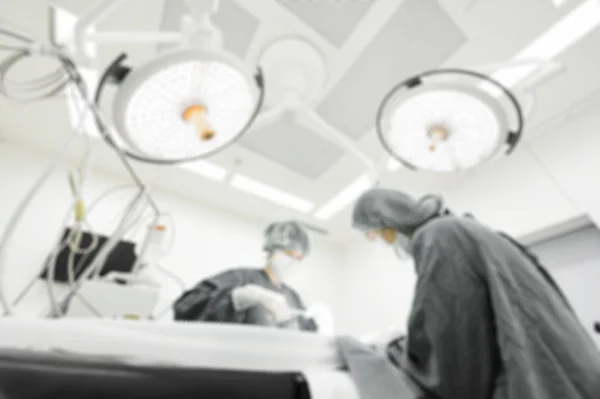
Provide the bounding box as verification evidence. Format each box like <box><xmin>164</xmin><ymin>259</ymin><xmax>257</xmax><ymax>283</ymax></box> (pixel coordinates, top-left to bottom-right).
<box><xmin>529</xmin><ymin>226</ymin><xmax>600</xmax><ymax>346</ymax></box>
<box><xmin>0</xmin><ymin>142</ymin><xmax>343</xmax><ymax>323</ymax></box>
<box><xmin>529</xmin><ymin>110</ymin><xmax>600</xmax><ymax>229</ymax></box>
<box><xmin>336</xmin><ymin>241</ymin><xmax>416</xmax><ymax>336</ymax></box>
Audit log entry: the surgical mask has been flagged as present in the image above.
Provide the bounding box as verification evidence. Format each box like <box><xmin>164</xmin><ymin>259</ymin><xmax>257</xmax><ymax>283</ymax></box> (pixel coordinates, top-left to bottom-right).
<box><xmin>270</xmin><ymin>252</ymin><xmax>298</xmax><ymax>280</ymax></box>
<box><xmin>393</xmin><ymin>234</ymin><xmax>412</xmax><ymax>260</ymax></box>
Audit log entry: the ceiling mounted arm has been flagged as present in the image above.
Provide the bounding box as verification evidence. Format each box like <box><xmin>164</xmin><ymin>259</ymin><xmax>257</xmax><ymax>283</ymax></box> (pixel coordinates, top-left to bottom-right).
<box><xmin>72</xmin><ymin>0</ymin><xmax>126</xmax><ymax>66</ymax></box>
<box><xmin>181</xmin><ymin>0</ymin><xmax>221</xmax><ymax>49</ymax></box>
<box><xmin>250</xmin><ymin>89</ymin><xmax>379</xmax><ymax>184</ymax></box>
<box><xmin>71</xmin><ymin>0</ymin><xmax>223</xmax><ymax>65</ymax></box>
<box><xmin>250</xmin><ymin>104</ymin><xmax>288</xmax><ymax>131</ymax></box>
<box><xmin>250</xmin><ymin>93</ymin><xmax>297</xmax><ymax>131</ymax></box>
<box><xmin>294</xmin><ymin>102</ymin><xmax>379</xmax><ymax>185</ymax></box>
<box><xmin>185</xmin><ymin>0</ymin><xmax>220</xmax><ymax>16</ymax></box>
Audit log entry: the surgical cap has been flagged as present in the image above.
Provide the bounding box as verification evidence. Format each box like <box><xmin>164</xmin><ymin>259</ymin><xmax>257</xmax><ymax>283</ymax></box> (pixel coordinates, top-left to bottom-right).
<box><xmin>352</xmin><ymin>188</ymin><xmax>444</xmax><ymax>235</ymax></box>
<box><xmin>263</xmin><ymin>220</ymin><xmax>310</xmax><ymax>256</ymax></box>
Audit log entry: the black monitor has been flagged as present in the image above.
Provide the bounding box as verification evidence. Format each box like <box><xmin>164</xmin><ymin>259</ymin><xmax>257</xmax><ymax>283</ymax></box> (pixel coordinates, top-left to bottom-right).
<box><xmin>39</xmin><ymin>227</ymin><xmax>137</xmax><ymax>284</ymax></box>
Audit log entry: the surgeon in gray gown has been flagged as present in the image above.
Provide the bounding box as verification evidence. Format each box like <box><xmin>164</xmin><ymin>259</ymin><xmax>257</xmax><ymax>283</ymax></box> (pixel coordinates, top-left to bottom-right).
<box><xmin>351</xmin><ymin>188</ymin><xmax>600</xmax><ymax>398</ymax></box>
<box><xmin>172</xmin><ymin>220</ymin><xmax>317</xmax><ymax>332</ymax></box>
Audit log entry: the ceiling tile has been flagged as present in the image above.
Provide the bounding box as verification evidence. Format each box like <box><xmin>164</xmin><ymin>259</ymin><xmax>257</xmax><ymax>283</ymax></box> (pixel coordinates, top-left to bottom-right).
<box><xmin>276</xmin><ymin>0</ymin><xmax>374</xmax><ymax>47</ymax></box>
<box><xmin>158</xmin><ymin>0</ymin><xmax>259</xmax><ymax>59</ymax></box>
<box><xmin>238</xmin><ymin>117</ymin><xmax>343</xmax><ymax>179</ymax></box>
<box><xmin>316</xmin><ymin>0</ymin><xmax>467</xmax><ymax>140</ymax></box>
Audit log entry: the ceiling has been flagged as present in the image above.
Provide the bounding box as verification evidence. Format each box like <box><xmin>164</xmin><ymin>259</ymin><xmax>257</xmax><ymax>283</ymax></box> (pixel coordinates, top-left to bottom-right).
<box><xmin>0</xmin><ymin>0</ymin><xmax>599</xmax><ymax>242</ymax></box>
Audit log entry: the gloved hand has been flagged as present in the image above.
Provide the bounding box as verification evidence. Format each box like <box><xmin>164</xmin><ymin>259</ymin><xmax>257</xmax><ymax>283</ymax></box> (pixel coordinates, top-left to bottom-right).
<box><xmin>360</xmin><ymin>328</ymin><xmax>405</xmax><ymax>350</ymax></box>
<box><xmin>231</xmin><ymin>285</ymin><xmax>298</xmax><ymax>323</ymax></box>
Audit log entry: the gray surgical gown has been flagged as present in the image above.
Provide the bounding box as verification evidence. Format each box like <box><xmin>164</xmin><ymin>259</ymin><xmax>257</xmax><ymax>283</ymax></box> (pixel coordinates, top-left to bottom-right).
<box><xmin>400</xmin><ymin>216</ymin><xmax>600</xmax><ymax>399</ymax></box>
<box><xmin>172</xmin><ymin>268</ymin><xmax>317</xmax><ymax>332</ymax></box>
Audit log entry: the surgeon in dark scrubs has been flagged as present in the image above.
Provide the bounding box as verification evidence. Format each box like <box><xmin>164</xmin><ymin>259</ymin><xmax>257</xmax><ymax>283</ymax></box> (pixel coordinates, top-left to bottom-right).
<box><xmin>172</xmin><ymin>220</ymin><xmax>317</xmax><ymax>332</ymax></box>
<box><xmin>351</xmin><ymin>188</ymin><xmax>600</xmax><ymax>398</ymax></box>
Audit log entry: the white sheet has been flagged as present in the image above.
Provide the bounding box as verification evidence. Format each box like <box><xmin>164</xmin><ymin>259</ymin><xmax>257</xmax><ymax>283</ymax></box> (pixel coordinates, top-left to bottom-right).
<box><xmin>0</xmin><ymin>318</ymin><xmax>360</xmax><ymax>399</ymax></box>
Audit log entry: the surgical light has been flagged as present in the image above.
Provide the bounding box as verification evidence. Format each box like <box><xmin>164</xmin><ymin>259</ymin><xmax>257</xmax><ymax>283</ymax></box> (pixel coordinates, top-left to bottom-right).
<box><xmin>95</xmin><ymin>49</ymin><xmax>264</xmax><ymax>165</ymax></box>
<box><xmin>376</xmin><ymin>69</ymin><xmax>524</xmax><ymax>172</ymax></box>
<box><xmin>179</xmin><ymin>159</ymin><xmax>228</xmax><ymax>182</ymax></box>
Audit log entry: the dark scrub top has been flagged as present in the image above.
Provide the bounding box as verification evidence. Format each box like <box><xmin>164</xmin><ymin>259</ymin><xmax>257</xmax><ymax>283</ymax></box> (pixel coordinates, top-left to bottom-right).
<box><xmin>172</xmin><ymin>267</ymin><xmax>318</xmax><ymax>332</ymax></box>
<box><xmin>400</xmin><ymin>216</ymin><xmax>600</xmax><ymax>398</ymax></box>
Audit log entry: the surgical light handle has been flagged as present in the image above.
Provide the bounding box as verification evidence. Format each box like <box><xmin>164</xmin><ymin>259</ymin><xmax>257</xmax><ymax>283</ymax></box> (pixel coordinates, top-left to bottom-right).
<box><xmin>70</xmin><ymin>0</ymin><xmax>221</xmax><ymax>66</ymax></box>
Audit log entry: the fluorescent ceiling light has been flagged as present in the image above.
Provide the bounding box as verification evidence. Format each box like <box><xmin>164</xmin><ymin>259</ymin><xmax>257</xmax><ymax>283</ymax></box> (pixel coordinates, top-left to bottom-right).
<box><xmin>492</xmin><ymin>0</ymin><xmax>600</xmax><ymax>87</ymax></box>
<box><xmin>552</xmin><ymin>0</ymin><xmax>572</xmax><ymax>7</ymax></box>
<box><xmin>490</xmin><ymin>65</ymin><xmax>539</xmax><ymax>88</ymax></box>
<box><xmin>314</xmin><ymin>174</ymin><xmax>373</xmax><ymax>221</ymax></box>
<box><xmin>53</xmin><ymin>6</ymin><xmax>100</xmax><ymax>137</ymax></box>
<box><xmin>230</xmin><ymin>174</ymin><xmax>315</xmax><ymax>213</ymax></box>
<box><xmin>178</xmin><ymin>160</ymin><xmax>228</xmax><ymax>181</ymax></box>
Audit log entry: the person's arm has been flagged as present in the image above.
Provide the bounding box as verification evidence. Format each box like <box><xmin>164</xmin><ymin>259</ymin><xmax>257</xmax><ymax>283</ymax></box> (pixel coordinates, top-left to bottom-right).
<box><xmin>172</xmin><ymin>270</ymin><xmax>245</xmax><ymax>323</ymax></box>
<box><xmin>287</xmin><ymin>290</ymin><xmax>318</xmax><ymax>332</ymax></box>
<box><xmin>299</xmin><ymin>316</ymin><xmax>318</xmax><ymax>332</ymax></box>
<box><xmin>402</xmin><ymin>220</ymin><xmax>499</xmax><ymax>399</ymax></box>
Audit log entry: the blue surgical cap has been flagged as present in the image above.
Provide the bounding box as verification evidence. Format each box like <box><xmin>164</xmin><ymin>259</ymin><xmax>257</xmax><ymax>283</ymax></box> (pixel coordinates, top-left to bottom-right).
<box><xmin>263</xmin><ymin>220</ymin><xmax>310</xmax><ymax>256</ymax></box>
<box><xmin>352</xmin><ymin>188</ymin><xmax>444</xmax><ymax>235</ymax></box>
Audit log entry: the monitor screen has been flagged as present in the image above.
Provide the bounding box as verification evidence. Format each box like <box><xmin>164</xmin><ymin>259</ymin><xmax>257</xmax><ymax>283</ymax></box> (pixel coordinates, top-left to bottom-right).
<box><xmin>39</xmin><ymin>228</ymin><xmax>137</xmax><ymax>284</ymax></box>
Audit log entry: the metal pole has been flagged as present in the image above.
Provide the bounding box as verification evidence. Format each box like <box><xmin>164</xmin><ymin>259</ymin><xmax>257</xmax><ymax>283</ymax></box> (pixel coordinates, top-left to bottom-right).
<box><xmin>86</xmin><ymin>31</ymin><xmax>182</xmax><ymax>44</ymax></box>
<box><xmin>72</xmin><ymin>0</ymin><xmax>126</xmax><ymax>65</ymax></box>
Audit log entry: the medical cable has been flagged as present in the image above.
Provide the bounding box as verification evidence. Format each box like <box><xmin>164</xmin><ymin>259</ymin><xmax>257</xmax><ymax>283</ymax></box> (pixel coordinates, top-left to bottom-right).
<box><xmin>0</xmin><ymin>48</ymin><xmax>127</xmax><ymax>316</ymax></box>
<box><xmin>84</xmin><ymin>184</ymin><xmax>153</xmax><ymax>242</ymax></box>
<box><xmin>0</xmin><ymin>45</ymin><xmax>25</xmax><ymax>52</ymax></box>
<box><xmin>0</xmin><ymin>124</ymin><xmax>82</xmax><ymax>316</ymax></box>
<box><xmin>44</xmin><ymin>92</ymin><xmax>98</xmax><ymax>316</ymax></box>
<box><xmin>0</xmin><ymin>23</ymin><xmax>35</xmax><ymax>44</ymax></box>
<box><xmin>0</xmin><ymin>50</ymin><xmax>70</xmax><ymax>102</ymax></box>
<box><xmin>45</xmin><ymin>191</ymin><xmax>149</xmax><ymax>318</ymax></box>
<box><xmin>50</xmin><ymin>54</ymin><xmax>159</xmax><ymax>314</ymax></box>
<box><xmin>45</xmin><ymin>182</ymin><xmax>152</xmax><ymax>317</ymax></box>
<box><xmin>9</xmin><ymin>195</ymin><xmax>79</xmax><ymax>310</ymax></box>
<box><xmin>45</xmin><ymin>196</ymin><xmax>145</xmax><ymax>318</ymax></box>
<box><xmin>0</xmin><ymin>32</ymin><xmax>69</xmax><ymax>102</ymax></box>
<box><xmin>60</xmin><ymin>190</ymin><xmax>148</xmax><ymax>309</ymax></box>
<box><xmin>154</xmin><ymin>265</ymin><xmax>185</xmax><ymax>292</ymax></box>
<box><xmin>89</xmin><ymin>194</ymin><xmax>150</xmax><ymax>280</ymax></box>
<box><xmin>11</xmin><ymin>183</ymin><xmax>141</xmax><ymax>316</ymax></box>
<box><xmin>44</xmin><ymin>201</ymin><xmax>79</xmax><ymax>316</ymax></box>
<box><xmin>0</xmin><ymin>37</ymin><xmax>163</xmax><ymax>317</ymax></box>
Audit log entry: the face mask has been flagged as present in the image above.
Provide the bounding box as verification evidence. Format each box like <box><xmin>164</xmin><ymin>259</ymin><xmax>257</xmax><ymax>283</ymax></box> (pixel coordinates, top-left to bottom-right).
<box><xmin>393</xmin><ymin>234</ymin><xmax>412</xmax><ymax>260</ymax></box>
<box><xmin>270</xmin><ymin>252</ymin><xmax>298</xmax><ymax>280</ymax></box>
